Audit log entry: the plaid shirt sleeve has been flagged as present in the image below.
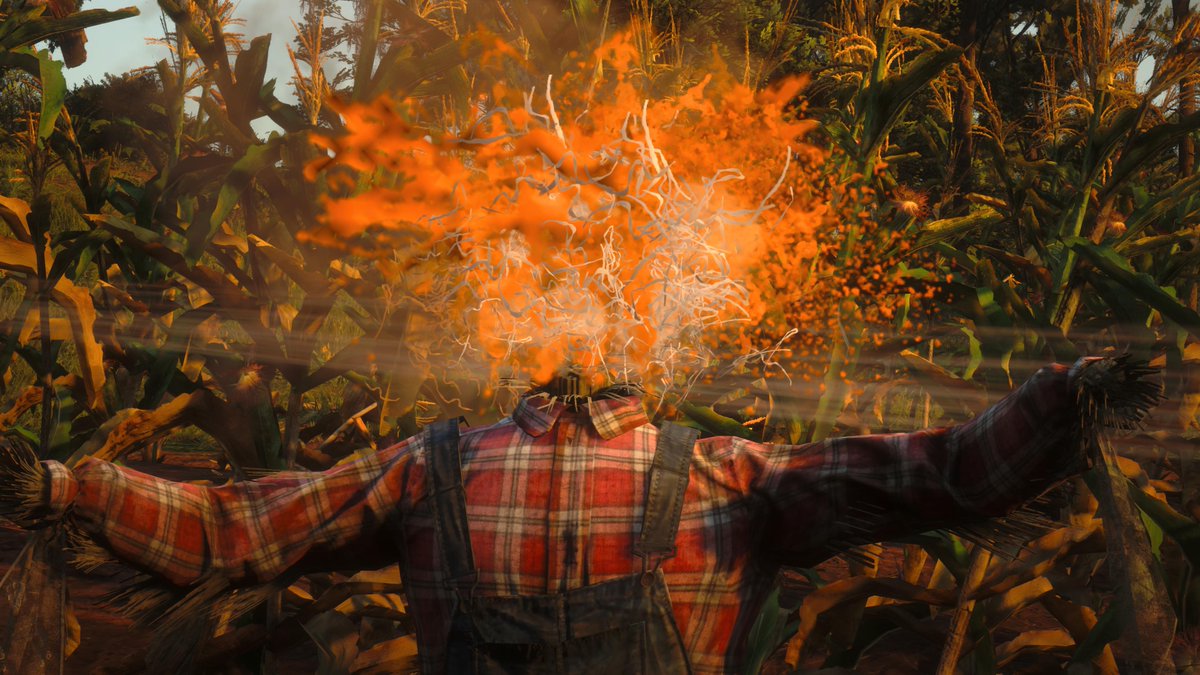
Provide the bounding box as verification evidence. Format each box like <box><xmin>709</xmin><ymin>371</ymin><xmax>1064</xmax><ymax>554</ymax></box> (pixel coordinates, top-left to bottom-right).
<box><xmin>44</xmin><ymin>435</ymin><xmax>425</xmax><ymax>587</ymax></box>
<box><xmin>743</xmin><ymin>364</ymin><xmax>1082</xmax><ymax>566</ymax></box>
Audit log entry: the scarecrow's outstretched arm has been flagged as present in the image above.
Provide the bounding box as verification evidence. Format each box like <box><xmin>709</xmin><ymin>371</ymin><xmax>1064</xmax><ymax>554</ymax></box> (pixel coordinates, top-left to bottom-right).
<box><xmin>730</xmin><ymin>357</ymin><xmax>1156</xmax><ymax>565</ymax></box>
<box><xmin>0</xmin><ymin>433</ymin><xmax>426</xmax><ymax>586</ymax></box>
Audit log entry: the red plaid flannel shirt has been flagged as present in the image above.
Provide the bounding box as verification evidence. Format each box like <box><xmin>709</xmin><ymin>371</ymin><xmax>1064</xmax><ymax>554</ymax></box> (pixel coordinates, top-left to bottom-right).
<box><xmin>42</xmin><ymin>364</ymin><xmax>1083</xmax><ymax>673</ymax></box>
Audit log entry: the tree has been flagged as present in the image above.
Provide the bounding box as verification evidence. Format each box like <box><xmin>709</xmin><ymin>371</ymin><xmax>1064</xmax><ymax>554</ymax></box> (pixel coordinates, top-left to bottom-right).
<box><xmin>63</xmin><ymin>71</ymin><xmax>165</xmax><ymax>157</ymax></box>
<box><xmin>0</xmin><ymin>69</ymin><xmax>39</xmax><ymax>134</ymax></box>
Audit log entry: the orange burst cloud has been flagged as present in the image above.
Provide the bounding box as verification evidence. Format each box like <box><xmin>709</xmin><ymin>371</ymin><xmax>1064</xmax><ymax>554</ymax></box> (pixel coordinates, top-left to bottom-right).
<box><xmin>303</xmin><ymin>32</ymin><xmax>937</xmax><ymax>398</ymax></box>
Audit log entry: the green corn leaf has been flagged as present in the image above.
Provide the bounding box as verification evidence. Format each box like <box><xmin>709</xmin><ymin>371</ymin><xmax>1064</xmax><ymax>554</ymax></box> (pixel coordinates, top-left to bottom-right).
<box><xmin>854</xmin><ymin>46</ymin><xmax>962</xmax><ymax>164</ymax></box>
<box><xmin>369</xmin><ymin>36</ymin><xmax>466</xmax><ymax>101</ymax></box>
<box><xmin>1082</xmin><ymin>450</ymin><xmax>1177</xmax><ymax>671</ymax></box>
<box><xmin>824</xmin><ymin>605</ymin><xmax>927</xmax><ymax>668</ymax></box>
<box><xmin>918</xmin><ymin>209</ymin><xmax>1005</xmax><ymax>247</ymax></box>
<box><xmin>960</xmin><ymin>327</ymin><xmax>983</xmax><ymax>381</ymax></box>
<box><xmin>45</xmin><ymin>230</ymin><xmax>110</xmax><ymax>289</ymax></box>
<box><xmin>1117</xmin><ymin>172</ymin><xmax>1200</xmax><ymax>244</ymax></box>
<box><xmin>260</xmin><ymin>81</ymin><xmax>310</xmax><ymax>133</ymax></box>
<box><xmin>976</xmin><ymin>287</ymin><xmax>1014</xmax><ymax>328</ymax></box>
<box><xmin>186</xmin><ymin>136</ymin><xmax>284</xmax><ymax>262</ymax></box>
<box><xmin>0</xmin><ymin>6</ymin><xmax>138</xmax><ymax>51</ymax></box>
<box><xmin>36</xmin><ymin>50</ymin><xmax>65</xmax><ymax>143</ymax></box>
<box><xmin>1138</xmin><ymin>507</ymin><xmax>1164</xmax><ymax>560</ymax></box>
<box><xmin>230</xmin><ymin>35</ymin><xmax>271</xmax><ymax>125</ymax></box>
<box><xmin>810</xmin><ymin>337</ymin><xmax>849</xmax><ymax>443</ymax></box>
<box><xmin>1128</xmin><ymin>478</ymin><xmax>1200</xmax><ymax>568</ymax></box>
<box><xmin>1068</xmin><ymin>237</ymin><xmax>1200</xmax><ymax>339</ymax></box>
<box><xmin>678</xmin><ymin>402</ymin><xmax>756</xmax><ymax>440</ymax></box>
<box><xmin>1089</xmin><ymin>105</ymin><xmax>1140</xmax><ymax>166</ymax></box>
<box><xmin>968</xmin><ymin>610</ymin><xmax>996</xmax><ymax>675</ymax></box>
<box><xmin>1101</xmin><ymin>109</ymin><xmax>1200</xmax><ymax>202</ymax></box>
<box><xmin>743</xmin><ymin>587</ymin><xmax>792</xmax><ymax>675</ymax></box>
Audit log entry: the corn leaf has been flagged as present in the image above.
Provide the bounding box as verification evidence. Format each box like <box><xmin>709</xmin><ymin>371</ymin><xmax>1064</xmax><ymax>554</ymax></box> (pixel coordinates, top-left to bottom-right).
<box><xmin>248</xmin><ymin>235</ymin><xmax>330</xmax><ymax>297</ymax></box>
<box><xmin>46</xmin><ymin>282</ymin><xmax>104</xmax><ymax>412</ymax></box>
<box><xmin>94</xmin><ymin>214</ymin><xmax>259</xmax><ymax>315</ymax></box>
<box><xmin>855</xmin><ymin>46</ymin><xmax>962</xmax><ymax>163</ymax></box>
<box><xmin>1068</xmin><ymin>605</ymin><xmax>1122</xmax><ymax>669</ymax></box>
<box><xmin>0</xmin><ymin>7</ymin><xmax>138</xmax><ymax>50</ymax></box>
<box><xmin>33</xmin><ymin>48</ymin><xmax>64</xmax><ymax>142</ymax></box>
<box><xmin>259</xmin><ymin>81</ymin><xmax>311</xmax><ymax>133</ymax></box>
<box><xmin>960</xmin><ymin>327</ymin><xmax>983</xmax><ymax>381</ymax></box>
<box><xmin>0</xmin><ymin>196</ymin><xmax>32</xmax><ymax>242</ymax></box>
<box><xmin>898</xmin><ymin>349</ymin><xmax>988</xmax><ymax>416</ymax></box>
<box><xmin>0</xmin><ymin>235</ymin><xmax>106</xmax><ymax>411</ymax></box>
<box><xmin>352</xmin><ymin>0</ymin><xmax>384</xmax><ymax>99</ymax></box>
<box><xmin>0</xmin><ymin>50</ymin><xmax>62</xmax><ymax>143</ymax></box>
<box><xmin>1068</xmin><ymin>237</ymin><xmax>1200</xmax><ymax>339</ymax></box>
<box><xmin>679</xmin><ymin>402</ymin><xmax>756</xmax><ymax>439</ymax></box>
<box><xmin>1129</xmin><ymin>479</ymin><xmax>1200</xmax><ymax>567</ymax></box>
<box><xmin>918</xmin><ymin>209</ymin><xmax>1005</xmax><ymax>247</ymax></box>
<box><xmin>1101</xmin><ymin>110</ymin><xmax>1200</xmax><ymax>202</ymax></box>
<box><xmin>67</xmin><ymin>390</ymin><xmax>208</xmax><ymax>465</ymax></box>
<box><xmin>303</xmin><ymin>611</ymin><xmax>360</xmax><ymax>675</ymax></box>
<box><xmin>1117</xmin><ymin>171</ymin><xmax>1200</xmax><ymax>243</ymax></box>
<box><xmin>230</xmin><ymin>35</ymin><xmax>271</xmax><ymax>125</ymax></box>
<box><xmin>994</xmin><ymin>630</ymin><xmax>1074</xmax><ymax>669</ymax></box>
<box><xmin>186</xmin><ymin>137</ymin><xmax>283</xmax><ymax>262</ymax></box>
<box><xmin>784</xmin><ymin>575</ymin><xmax>956</xmax><ymax>667</ymax></box>
<box><xmin>1040</xmin><ymin>595</ymin><xmax>1118</xmax><ymax>673</ymax></box>
<box><xmin>350</xmin><ymin>635</ymin><xmax>418</xmax><ymax>675</ymax></box>
<box><xmin>744</xmin><ymin>587</ymin><xmax>793</xmax><ymax>675</ymax></box>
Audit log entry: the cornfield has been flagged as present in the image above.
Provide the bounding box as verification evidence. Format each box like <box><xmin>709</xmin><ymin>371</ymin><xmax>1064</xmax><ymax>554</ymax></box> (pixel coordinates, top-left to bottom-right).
<box><xmin>0</xmin><ymin>0</ymin><xmax>1198</xmax><ymax>672</ymax></box>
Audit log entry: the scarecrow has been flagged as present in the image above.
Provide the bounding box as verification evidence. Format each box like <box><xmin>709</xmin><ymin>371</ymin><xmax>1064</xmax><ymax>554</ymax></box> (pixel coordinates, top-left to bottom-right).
<box><xmin>0</xmin><ymin>55</ymin><xmax>1169</xmax><ymax>674</ymax></box>
<box><xmin>0</xmin><ymin>354</ymin><xmax>1160</xmax><ymax>673</ymax></box>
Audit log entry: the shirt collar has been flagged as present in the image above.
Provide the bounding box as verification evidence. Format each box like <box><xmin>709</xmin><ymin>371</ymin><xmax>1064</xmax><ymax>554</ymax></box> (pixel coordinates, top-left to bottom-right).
<box><xmin>512</xmin><ymin>390</ymin><xmax>649</xmax><ymax>440</ymax></box>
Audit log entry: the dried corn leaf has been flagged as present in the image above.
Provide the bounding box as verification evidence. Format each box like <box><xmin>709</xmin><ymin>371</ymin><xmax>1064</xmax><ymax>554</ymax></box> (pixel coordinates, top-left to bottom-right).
<box><xmin>303</xmin><ymin>610</ymin><xmax>359</xmax><ymax>675</ymax></box>
<box><xmin>0</xmin><ymin>197</ymin><xmax>32</xmax><ymax>242</ymax></box>
<box><xmin>351</xmin><ymin>634</ymin><xmax>418</xmax><ymax>675</ymax></box>
<box><xmin>67</xmin><ymin>390</ymin><xmax>211</xmax><ymax>465</ymax></box>
<box><xmin>935</xmin><ymin>547</ymin><xmax>992</xmax><ymax>675</ymax></box>
<box><xmin>784</xmin><ymin>576</ymin><xmax>955</xmax><ymax>666</ymax></box>
<box><xmin>249</xmin><ymin>235</ymin><xmax>332</xmax><ymax>297</ymax></box>
<box><xmin>977</xmin><ymin>520</ymin><xmax>1102</xmax><ymax>598</ymax></box>
<box><xmin>16</xmin><ymin>312</ymin><xmax>70</xmax><ymax>343</ymax></box>
<box><xmin>49</xmin><ymin>282</ymin><xmax>106</xmax><ymax>412</ymax></box>
<box><xmin>994</xmin><ymin>629</ymin><xmax>1075</xmax><ymax>669</ymax></box>
<box><xmin>1040</xmin><ymin>594</ymin><xmax>1118</xmax><ymax>674</ymax></box>
<box><xmin>0</xmin><ymin>235</ymin><xmax>107</xmax><ymax>411</ymax></box>
<box><xmin>901</xmin><ymin>544</ymin><xmax>928</xmax><ymax>585</ymax></box>
<box><xmin>980</xmin><ymin>576</ymin><xmax>1053</xmax><ymax>627</ymax></box>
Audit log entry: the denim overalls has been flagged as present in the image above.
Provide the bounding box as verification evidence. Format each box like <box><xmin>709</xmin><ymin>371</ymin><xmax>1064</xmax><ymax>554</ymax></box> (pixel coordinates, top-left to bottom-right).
<box><xmin>424</xmin><ymin>419</ymin><xmax>698</xmax><ymax>673</ymax></box>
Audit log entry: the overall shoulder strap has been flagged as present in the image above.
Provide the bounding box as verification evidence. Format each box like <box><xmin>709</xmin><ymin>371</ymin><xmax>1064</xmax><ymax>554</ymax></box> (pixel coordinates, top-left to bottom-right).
<box><xmin>634</xmin><ymin>422</ymin><xmax>699</xmax><ymax>565</ymax></box>
<box><xmin>424</xmin><ymin>418</ymin><xmax>477</xmax><ymax>597</ymax></box>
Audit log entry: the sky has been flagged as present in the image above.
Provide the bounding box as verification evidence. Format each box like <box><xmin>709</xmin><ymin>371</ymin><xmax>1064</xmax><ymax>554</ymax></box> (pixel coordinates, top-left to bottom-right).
<box><xmin>64</xmin><ymin>0</ymin><xmax>302</xmax><ymax>99</ymax></box>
